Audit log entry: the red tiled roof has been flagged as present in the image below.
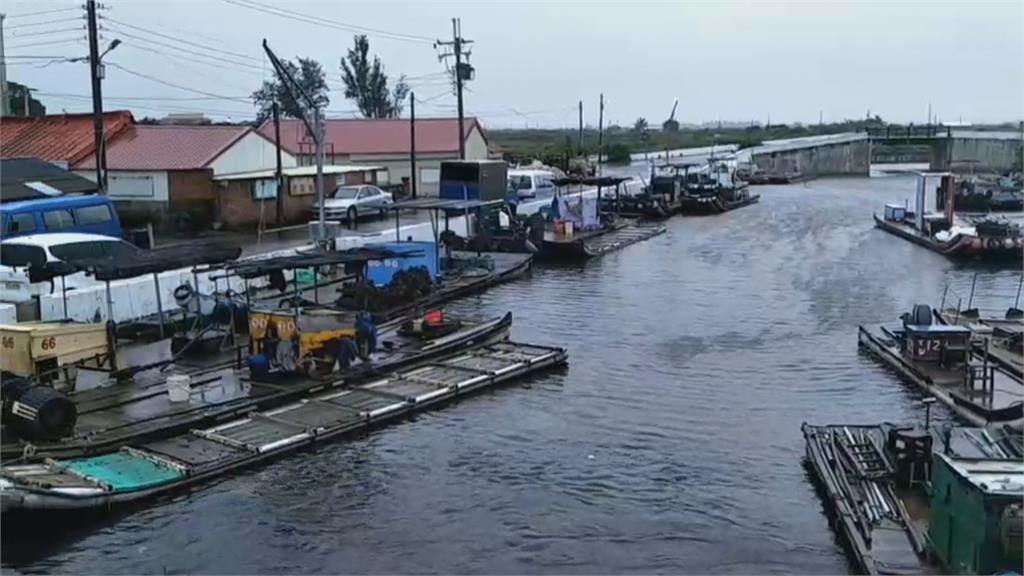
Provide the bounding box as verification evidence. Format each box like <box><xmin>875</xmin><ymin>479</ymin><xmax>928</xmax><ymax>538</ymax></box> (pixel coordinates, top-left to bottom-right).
<box><xmin>75</xmin><ymin>124</ymin><xmax>251</xmax><ymax>171</ymax></box>
<box><xmin>1</xmin><ymin>111</ymin><xmax>135</xmax><ymax>165</ymax></box>
<box><xmin>258</xmin><ymin>117</ymin><xmax>488</xmax><ymax>157</ymax></box>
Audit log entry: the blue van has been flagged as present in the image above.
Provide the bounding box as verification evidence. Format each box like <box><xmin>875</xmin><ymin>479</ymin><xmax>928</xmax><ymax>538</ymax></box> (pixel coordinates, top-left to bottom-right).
<box><xmin>1</xmin><ymin>195</ymin><xmax>123</xmax><ymax>239</ymax></box>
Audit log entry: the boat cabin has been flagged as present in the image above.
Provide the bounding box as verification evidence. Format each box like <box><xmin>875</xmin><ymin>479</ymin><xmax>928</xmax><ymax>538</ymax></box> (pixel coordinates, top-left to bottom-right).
<box><xmin>898</xmin><ymin>323</ymin><xmax>972</xmax><ymax>367</ymax></box>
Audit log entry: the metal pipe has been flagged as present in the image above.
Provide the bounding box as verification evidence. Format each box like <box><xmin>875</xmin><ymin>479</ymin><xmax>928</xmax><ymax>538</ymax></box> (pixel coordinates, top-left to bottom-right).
<box><xmin>967</xmin><ymin>272</ymin><xmax>978</xmax><ymax>310</ymax></box>
<box><xmin>61</xmin><ymin>275</ymin><xmax>68</xmax><ymax>320</ymax></box>
<box><xmin>1015</xmin><ymin>274</ymin><xmax>1023</xmax><ymax>309</ymax></box>
<box><xmin>153</xmin><ymin>272</ymin><xmax>165</xmax><ymax>340</ymax></box>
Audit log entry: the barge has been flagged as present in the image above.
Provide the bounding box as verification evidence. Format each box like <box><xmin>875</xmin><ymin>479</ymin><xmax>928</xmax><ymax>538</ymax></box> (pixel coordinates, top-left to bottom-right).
<box><xmin>873</xmin><ymin>173</ymin><xmax>1023</xmax><ymax>262</ymax></box>
<box><xmin>803</xmin><ymin>423</ymin><xmax>1022</xmax><ymax>575</ymax></box>
<box><xmin>0</xmin><ymin>312</ymin><xmax>513</xmax><ymax>463</ymax></box>
<box><xmin>0</xmin><ymin>340</ymin><xmax>568</xmax><ymax>514</ymax></box>
<box><xmin>857</xmin><ymin>304</ymin><xmax>1024</xmax><ymax>427</ymax></box>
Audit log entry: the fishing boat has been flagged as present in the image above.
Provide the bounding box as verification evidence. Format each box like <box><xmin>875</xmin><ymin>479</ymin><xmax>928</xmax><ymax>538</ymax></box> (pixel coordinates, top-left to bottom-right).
<box><xmin>0</xmin><ymin>311</ymin><xmax>513</xmax><ymax>463</ymax></box>
<box><xmin>0</xmin><ymin>340</ymin><xmax>568</xmax><ymax>514</ymax></box>
<box><xmin>677</xmin><ymin>155</ymin><xmax>760</xmax><ymax>215</ymax></box>
<box><xmin>858</xmin><ymin>304</ymin><xmax>1024</xmax><ymax>426</ymax></box>
<box><xmin>599</xmin><ymin>170</ymin><xmax>684</xmax><ymax>219</ymax></box>
<box><xmin>538</xmin><ymin>177</ymin><xmax>666</xmax><ymax>259</ymax></box>
<box><xmin>873</xmin><ymin>172</ymin><xmax>1023</xmax><ymax>261</ymax></box>
<box><xmin>803</xmin><ymin>423</ymin><xmax>1023</xmax><ymax>575</ymax></box>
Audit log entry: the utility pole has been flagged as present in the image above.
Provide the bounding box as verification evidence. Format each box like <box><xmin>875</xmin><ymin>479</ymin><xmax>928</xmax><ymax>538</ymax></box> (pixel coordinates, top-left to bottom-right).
<box><xmin>578</xmin><ymin>100</ymin><xmax>583</xmax><ymax>154</ymax></box>
<box><xmin>409</xmin><ymin>91</ymin><xmax>418</xmax><ymax>199</ymax></box>
<box><xmin>597</xmin><ymin>93</ymin><xmax>604</xmax><ymax>175</ymax></box>
<box><xmin>927</xmin><ymin>102</ymin><xmax>932</xmax><ymax>127</ymax></box>
<box><xmin>272</xmin><ymin>100</ymin><xmax>283</xmax><ymax>225</ymax></box>
<box><xmin>436</xmin><ymin>19</ymin><xmax>473</xmax><ymax>160</ymax></box>
<box><xmin>263</xmin><ymin>39</ymin><xmax>326</xmax><ymax>243</ymax></box>
<box><xmin>86</xmin><ymin>0</ymin><xmax>105</xmax><ymax>191</ymax></box>
<box><xmin>0</xmin><ymin>13</ymin><xmax>8</xmax><ymax>117</ymax></box>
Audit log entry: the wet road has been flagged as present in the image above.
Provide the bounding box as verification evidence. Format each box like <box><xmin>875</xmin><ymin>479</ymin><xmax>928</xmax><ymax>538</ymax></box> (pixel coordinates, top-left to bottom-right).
<box><xmin>4</xmin><ymin>174</ymin><xmax>1021</xmax><ymax>574</ymax></box>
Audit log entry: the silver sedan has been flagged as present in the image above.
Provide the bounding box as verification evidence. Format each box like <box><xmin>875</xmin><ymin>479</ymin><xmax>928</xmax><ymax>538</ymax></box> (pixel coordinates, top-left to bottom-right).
<box><xmin>313</xmin><ymin>185</ymin><xmax>393</xmax><ymax>221</ymax></box>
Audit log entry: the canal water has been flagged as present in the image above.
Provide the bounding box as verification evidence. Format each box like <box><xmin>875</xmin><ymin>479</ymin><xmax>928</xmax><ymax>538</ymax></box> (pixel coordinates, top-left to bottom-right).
<box><xmin>4</xmin><ymin>174</ymin><xmax>1021</xmax><ymax>574</ymax></box>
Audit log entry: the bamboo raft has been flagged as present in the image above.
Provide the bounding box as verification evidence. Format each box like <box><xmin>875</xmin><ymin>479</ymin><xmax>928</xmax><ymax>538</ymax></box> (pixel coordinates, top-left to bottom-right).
<box><xmin>0</xmin><ymin>340</ymin><xmax>568</xmax><ymax>514</ymax></box>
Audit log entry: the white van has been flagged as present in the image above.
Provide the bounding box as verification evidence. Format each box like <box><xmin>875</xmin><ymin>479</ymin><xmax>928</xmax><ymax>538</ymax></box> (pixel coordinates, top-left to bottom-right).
<box><xmin>507</xmin><ymin>169</ymin><xmax>557</xmax><ymax>200</ymax></box>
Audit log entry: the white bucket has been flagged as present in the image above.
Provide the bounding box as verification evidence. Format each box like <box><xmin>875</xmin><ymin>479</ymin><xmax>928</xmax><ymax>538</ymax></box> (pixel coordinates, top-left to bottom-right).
<box><xmin>167</xmin><ymin>374</ymin><xmax>191</xmax><ymax>402</ymax></box>
<box><xmin>564</xmin><ymin>221</ymin><xmax>575</xmax><ymax>237</ymax></box>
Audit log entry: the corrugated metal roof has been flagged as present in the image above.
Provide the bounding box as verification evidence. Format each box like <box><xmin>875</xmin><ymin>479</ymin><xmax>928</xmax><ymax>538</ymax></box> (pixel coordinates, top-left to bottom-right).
<box><xmin>258</xmin><ymin>117</ymin><xmax>487</xmax><ymax>157</ymax></box>
<box><xmin>0</xmin><ymin>158</ymin><xmax>98</xmax><ymax>202</ymax></box>
<box><xmin>74</xmin><ymin>124</ymin><xmax>251</xmax><ymax>171</ymax></box>
<box><xmin>0</xmin><ymin>111</ymin><xmax>135</xmax><ymax>164</ymax></box>
<box><xmin>939</xmin><ymin>452</ymin><xmax>1023</xmax><ymax>496</ymax></box>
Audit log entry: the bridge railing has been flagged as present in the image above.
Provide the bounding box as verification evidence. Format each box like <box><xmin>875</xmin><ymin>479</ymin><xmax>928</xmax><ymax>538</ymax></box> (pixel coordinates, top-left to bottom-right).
<box><xmin>866</xmin><ymin>125</ymin><xmax>953</xmax><ymax>139</ymax></box>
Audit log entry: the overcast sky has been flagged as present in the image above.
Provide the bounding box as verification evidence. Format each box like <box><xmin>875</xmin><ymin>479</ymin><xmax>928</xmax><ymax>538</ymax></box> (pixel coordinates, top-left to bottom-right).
<box><xmin>3</xmin><ymin>0</ymin><xmax>1022</xmax><ymax>128</ymax></box>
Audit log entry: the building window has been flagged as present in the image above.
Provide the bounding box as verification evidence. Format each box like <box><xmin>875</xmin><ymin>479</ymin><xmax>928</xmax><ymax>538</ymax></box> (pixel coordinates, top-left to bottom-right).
<box><xmin>74</xmin><ymin>204</ymin><xmax>113</xmax><ymax>225</ymax></box>
<box><xmin>253</xmin><ymin>179</ymin><xmax>278</xmax><ymax>199</ymax></box>
<box><xmin>289</xmin><ymin>178</ymin><xmax>314</xmax><ymax>196</ymax></box>
<box><xmin>6</xmin><ymin>213</ymin><xmax>36</xmax><ymax>235</ymax></box>
<box><xmin>375</xmin><ymin>170</ymin><xmax>389</xmax><ymax>185</ymax></box>
<box><xmin>420</xmin><ymin>167</ymin><xmax>440</xmax><ymax>184</ymax></box>
<box><xmin>42</xmin><ymin>208</ymin><xmax>75</xmax><ymax>230</ymax></box>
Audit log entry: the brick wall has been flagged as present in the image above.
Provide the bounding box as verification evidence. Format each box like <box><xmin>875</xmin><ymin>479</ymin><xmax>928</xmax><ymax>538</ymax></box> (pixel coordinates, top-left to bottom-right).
<box><xmin>167</xmin><ymin>169</ymin><xmax>216</xmax><ymax>229</ymax></box>
<box><xmin>218</xmin><ymin>172</ymin><xmax>382</xmax><ymax>230</ymax></box>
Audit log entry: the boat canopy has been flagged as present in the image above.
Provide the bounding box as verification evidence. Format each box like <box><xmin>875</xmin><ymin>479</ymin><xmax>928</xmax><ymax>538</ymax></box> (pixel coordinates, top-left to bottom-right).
<box><xmin>227</xmin><ymin>247</ymin><xmax>417</xmax><ymax>278</ymax></box>
<box><xmin>29</xmin><ymin>243</ymin><xmax>241</xmax><ymax>283</ymax></box>
<box><xmin>385</xmin><ymin>198</ymin><xmax>503</xmax><ymax>212</ymax></box>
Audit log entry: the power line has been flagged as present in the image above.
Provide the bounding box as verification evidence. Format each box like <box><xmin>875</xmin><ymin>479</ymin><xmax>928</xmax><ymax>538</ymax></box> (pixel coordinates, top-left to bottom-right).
<box><xmin>102</xmin><ymin>16</ymin><xmax>262</xmax><ymax>63</ymax></box>
<box><xmin>7</xmin><ymin>26</ymin><xmax>83</xmax><ymax>39</ymax></box>
<box><xmin>221</xmin><ymin>0</ymin><xmax>435</xmax><ymax>44</ymax></box>
<box><xmin>115</xmin><ymin>37</ymin><xmax>267</xmax><ymax>79</ymax></box>
<box><xmin>6</xmin><ymin>37</ymin><xmax>85</xmax><ymax>50</ymax></box>
<box><xmin>5</xmin><ymin>6</ymin><xmax>79</xmax><ymax>20</ymax></box>
<box><xmin>39</xmin><ymin>90</ymin><xmax>251</xmax><ymax>101</ymax></box>
<box><xmin>6</xmin><ymin>17</ymin><xmax>83</xmax><ymax>30</ymax></box>
<box><xmin>105</xmin><ymin>26</ymin><xmax>266</xmax><ymax>71</ymax></box>
<box><xmin>107</xmin><ymin>62</ymin><xmax>252</xmax><ymax>102</ymax></box>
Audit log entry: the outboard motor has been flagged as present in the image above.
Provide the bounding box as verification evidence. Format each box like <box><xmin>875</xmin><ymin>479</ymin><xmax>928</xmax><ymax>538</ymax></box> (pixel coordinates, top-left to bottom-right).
<box><xmin>902</xmin><ymin>304</ymin><xmax>932</xmax><ymax>328</ymax></box>
<box><xmin>1</xmin><ymin>372</ymin><xmax>77</xmax><ymax>441</ymax></box>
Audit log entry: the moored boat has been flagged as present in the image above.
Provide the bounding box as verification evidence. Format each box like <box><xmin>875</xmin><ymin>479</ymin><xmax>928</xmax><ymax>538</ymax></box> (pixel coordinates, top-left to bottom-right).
<box><xmin>873</xmin><ymin>172</ymin><xmax>1023</xmax><ymax>261</ymax></box>
<box><xmin>857</xmin><ymin>304</ymin><xmax>1024</xmax><ymax>427</ymax></box>
<box><xmin>539</xmin><ymin>177</ymin><xmax>666</xmax><ymax>259</ymax></box>
<box><xmin>803</xmin><ymin>422</ymin><xmax>1022</xmax><ymax>575</ymax></box>
<box><xmin>0</xmin><ymin>340</ymin><xmax>568</xmax><ymax>515</ymax></box>
<box><xmin>0</xmin><ymin>311</ymin><xmax>513</xmax><ymax>463</ymax></box>
<box><xmin>678</xmin><ymin>155</ymin><xmax>760</xmax><ymax>215</ymax></box>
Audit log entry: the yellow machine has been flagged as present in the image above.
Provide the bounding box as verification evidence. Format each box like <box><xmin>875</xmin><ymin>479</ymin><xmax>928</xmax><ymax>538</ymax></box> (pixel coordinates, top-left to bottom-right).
<box><xmin>0</xmin><ymin>322</ymin><xmax>114</xmax><ymax>389</ymax></box>
<box><xmin>248</xmin><ymin>309</ymin><xmax>362</xmax><ymax>376</ymax></box>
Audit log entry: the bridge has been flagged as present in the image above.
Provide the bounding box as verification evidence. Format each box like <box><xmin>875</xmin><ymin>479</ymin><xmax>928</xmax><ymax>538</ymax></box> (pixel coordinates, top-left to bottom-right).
<box><xmin>741</xmin><ymin>126</ymin><xmax>1022</xmax><ymax>177</ymax></box>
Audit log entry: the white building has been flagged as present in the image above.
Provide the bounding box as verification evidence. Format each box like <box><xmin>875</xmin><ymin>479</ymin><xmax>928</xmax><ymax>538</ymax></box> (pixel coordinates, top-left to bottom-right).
<box><xmin>259</xmin><ymin>117</ymin><xmax>493</xmax><ymax>196</ymax></box>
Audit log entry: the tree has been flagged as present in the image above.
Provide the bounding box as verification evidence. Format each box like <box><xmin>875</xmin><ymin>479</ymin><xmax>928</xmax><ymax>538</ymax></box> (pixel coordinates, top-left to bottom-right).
<box><xmin>340</xmin><ymin>35</ymin><xmax>409</xmax><ymax>118</ymax></box>
<box><xmin>7</xmin><ymin>81</ymin><xmax>46</xmax><ymax>117</ymax></box>
<box><xmin>633</xmin><ymin>117</ymin><xmax>648</xmax><ymax>132</ymax></box>
<box><xmin>251</xmin><ymin>57</ymin><xmax>329</xmax><ymax>123</ymax></box>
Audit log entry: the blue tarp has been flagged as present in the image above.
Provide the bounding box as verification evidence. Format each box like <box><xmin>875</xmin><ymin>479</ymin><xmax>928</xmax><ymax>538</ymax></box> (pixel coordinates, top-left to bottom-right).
<box><xmin>63</xmin><ymin>451</ymin><xmax>184</xmax><ymax>492</ymax></box>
